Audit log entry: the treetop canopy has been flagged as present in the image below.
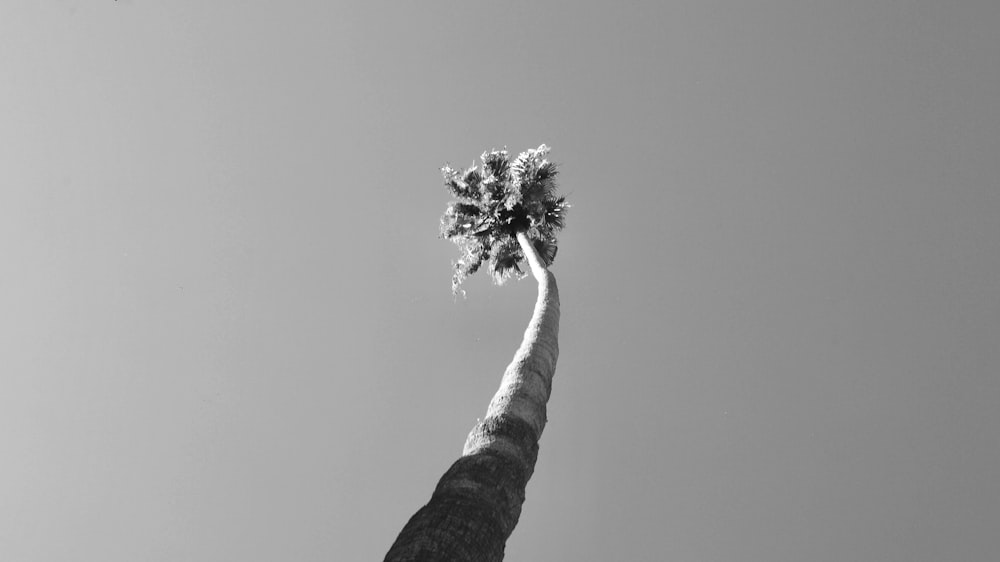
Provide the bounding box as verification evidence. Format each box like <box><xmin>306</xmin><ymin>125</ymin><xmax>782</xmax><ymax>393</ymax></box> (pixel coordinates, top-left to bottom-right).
<box><xmin>440</xmin><ymin>144</ymin><xmax>569</xmax><ymax>295</ymax></box>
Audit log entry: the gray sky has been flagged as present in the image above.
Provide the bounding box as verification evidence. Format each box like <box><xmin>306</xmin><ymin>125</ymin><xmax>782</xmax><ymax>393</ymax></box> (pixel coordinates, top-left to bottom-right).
<box><xmin>3</xmin><ymin>2</ymin><xmax>999</xmax><ymax>561</ymax></box>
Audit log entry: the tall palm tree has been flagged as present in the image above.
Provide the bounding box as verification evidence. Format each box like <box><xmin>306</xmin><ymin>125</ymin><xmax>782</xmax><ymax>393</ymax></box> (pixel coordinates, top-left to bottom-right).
<box><xmin>384</xmin><ymin>145</ymin><xmax>569</xmax><ymax>561</ymax></box>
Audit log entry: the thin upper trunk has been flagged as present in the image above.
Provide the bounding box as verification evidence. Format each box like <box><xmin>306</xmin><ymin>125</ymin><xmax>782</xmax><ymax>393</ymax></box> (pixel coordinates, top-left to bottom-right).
<box><xmin>384</xmin><ymin>232</ymin><xmax>560</xmax><ymax>562</ymax></box>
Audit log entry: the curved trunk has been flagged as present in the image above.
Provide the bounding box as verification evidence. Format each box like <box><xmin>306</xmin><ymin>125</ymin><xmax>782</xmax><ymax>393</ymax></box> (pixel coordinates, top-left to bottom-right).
<box><xmin>384</xmin><ymin>232</ymin><xmax>561</xmax><ymax>562</ymax></box>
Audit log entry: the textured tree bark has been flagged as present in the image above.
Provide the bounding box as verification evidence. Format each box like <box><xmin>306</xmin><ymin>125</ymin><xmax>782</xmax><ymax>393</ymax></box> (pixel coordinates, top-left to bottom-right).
<box><xmin>384</xmin><ymin>232</ymin><xmax>560</xmax><ymax>562</ymax></box>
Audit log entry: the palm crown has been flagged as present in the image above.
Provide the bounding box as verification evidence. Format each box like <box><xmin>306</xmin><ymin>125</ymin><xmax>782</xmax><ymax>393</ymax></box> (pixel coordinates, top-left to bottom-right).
<box><xmin>440</xmin><ymin>144</ymin><xmax>569</xmax><ymax>294</ymax></box>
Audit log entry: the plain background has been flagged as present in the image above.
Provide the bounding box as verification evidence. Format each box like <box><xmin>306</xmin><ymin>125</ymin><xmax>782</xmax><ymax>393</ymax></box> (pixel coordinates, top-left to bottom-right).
<box><xmin>2</xmin><ymin>2</ymin><xmax>998</xmax><ymax>560</ymax></box>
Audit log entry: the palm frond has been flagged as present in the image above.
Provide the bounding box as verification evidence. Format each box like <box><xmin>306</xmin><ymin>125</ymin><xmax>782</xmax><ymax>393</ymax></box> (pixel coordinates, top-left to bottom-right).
<box><xmin>534</xmin><ymin>237</ymin><xmax>558</xmax><ymax>266</ymax></box>
<box><xmin>441</xmin><ymin>166</ymin><xmax>473</xmax><ymax>199</ymax></box>
<box><xmin>489</xmin><ymin>236</ymin><xmax>524</xmax><ymax>284</ymax></box>
<box><xmin>461</xmin><ymin>166</ymin><xmax>481</xmax><ymax>196</ymax></box>
<box><xmin>439</xmin><ymin>201</ymin><xmax>485</xmax><ymax>239</ymax></box>
<box><xmin>543</xmin><ymin>196</ymin><xmax>569</xmax><ymax>230</ymax></box>
<box><xmin>450</xmin><ymin>237</ymin><xmax>490</xmax><ymax>294</ymax></box>
<box><xmin>481</xmin><ymin>149</ymin><xmax>510</xmax><ymax>181</ymax></box>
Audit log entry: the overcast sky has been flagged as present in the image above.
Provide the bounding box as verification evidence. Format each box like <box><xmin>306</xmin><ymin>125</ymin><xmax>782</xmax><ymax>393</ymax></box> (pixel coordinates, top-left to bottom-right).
<box><xmin>2</xmin><ymin>2</ymin><xmax>999</xmax><ymax>561</ymax></box>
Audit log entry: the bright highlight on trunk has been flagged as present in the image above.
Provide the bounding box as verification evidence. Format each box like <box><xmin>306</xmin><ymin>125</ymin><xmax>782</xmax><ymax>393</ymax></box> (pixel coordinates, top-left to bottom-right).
<box><xmin>385</xmin><ymin>146</ymin><xmax>569</xmax><ymax>561</ymax></box>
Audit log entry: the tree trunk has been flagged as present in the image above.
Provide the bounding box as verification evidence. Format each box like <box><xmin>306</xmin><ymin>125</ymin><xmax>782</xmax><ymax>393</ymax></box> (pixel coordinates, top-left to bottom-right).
<box><xmin>384</xmin><ymin>232</ymin><xmax>561</xmax><ymax>562</ymax></box>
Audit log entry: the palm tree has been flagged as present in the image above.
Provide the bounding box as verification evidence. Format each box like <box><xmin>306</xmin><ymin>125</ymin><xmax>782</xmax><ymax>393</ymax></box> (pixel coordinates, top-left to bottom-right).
<box><xmin>384</xmin><ymin>145</ymin><xmax>569</xmax><ymax>561</ymax></box>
